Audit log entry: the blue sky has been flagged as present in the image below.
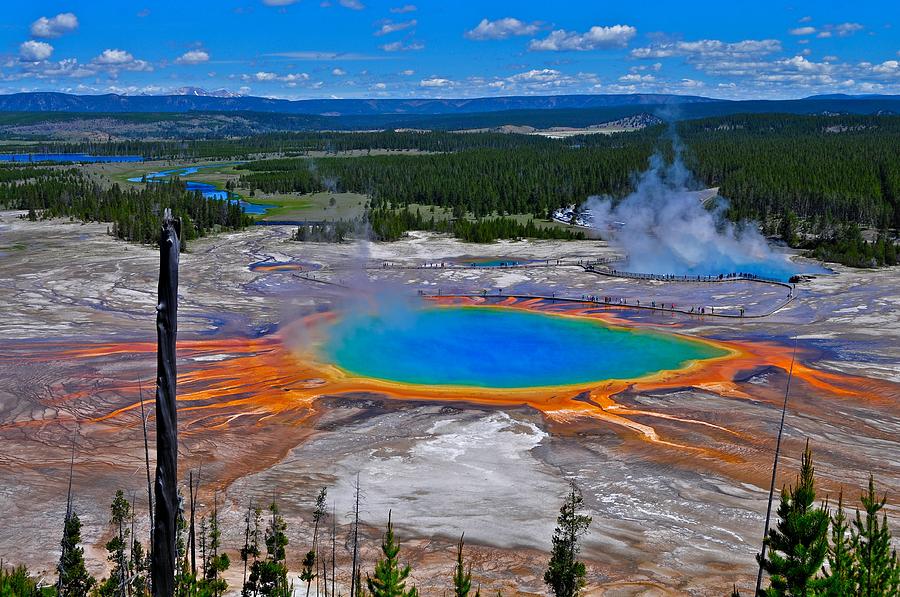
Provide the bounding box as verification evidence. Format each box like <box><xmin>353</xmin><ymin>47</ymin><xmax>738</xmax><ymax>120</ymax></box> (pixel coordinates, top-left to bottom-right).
<box><xmin>2</xmin><ymin>1</ymin><xmax>898</xmax><ymax>99</ymax></box>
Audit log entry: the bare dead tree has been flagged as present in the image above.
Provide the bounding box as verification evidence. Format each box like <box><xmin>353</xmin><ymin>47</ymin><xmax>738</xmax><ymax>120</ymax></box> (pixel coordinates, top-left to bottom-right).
<box><xmin>754</xmin><ymin>340</ymin><xmax>798</xmax><ymax>596</ymax></box>
<box><xmin>138</xmin><ymin>378</ymin><xmax>154</xmax><ymax>559</ymax></box>
<box><xmin>331</xmin><ymin>503</ymin><xmax>336</xmax><ymax>597</ymax></box>
<box><xmin>56</xmin><ymin>425</ymin><xmax>78</xmax><ymax>594</ymax></box>
<box><xmin>349</xmin><ymin>474</ymin><xmax>360</xmax><ymax>597</ymax></box>
<box><xmin>242</xmin><ymin>502</ymin><xmax>252</xmax><ymax>591</ymax></box>
<box><xmin>152</xmin><ymin>211</ymin><xmax>180</xmax><ymax>597</ymax></box>
<box><xmin>189</xmin><ymin>464</ymin><xmax>201</xmax><ymax>578</ymax></box>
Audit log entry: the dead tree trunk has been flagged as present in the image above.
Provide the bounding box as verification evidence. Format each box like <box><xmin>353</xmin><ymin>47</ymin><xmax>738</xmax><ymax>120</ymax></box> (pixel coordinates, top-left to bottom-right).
<box><xmin>138</xmin><ymin>379</ymin><xmax>154</xmax><ymax>559</ymax></box>
<box><xmin>152</xmin><ymin>211</ymin><xmax>180</xmax><ymax>597</ymax></box>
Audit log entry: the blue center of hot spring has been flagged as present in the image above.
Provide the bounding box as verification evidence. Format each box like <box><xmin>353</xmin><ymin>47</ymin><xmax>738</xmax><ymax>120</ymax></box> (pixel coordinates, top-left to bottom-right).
<box><xmin>320</xmin><ymin>306</ymin><xmax>727</xmax><ymax>388</ymax></box>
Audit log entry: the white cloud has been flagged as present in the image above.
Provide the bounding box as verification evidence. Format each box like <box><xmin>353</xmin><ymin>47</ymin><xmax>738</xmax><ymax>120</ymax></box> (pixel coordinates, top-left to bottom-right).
<box><xmin>790</xmin><ymin>26</ymin><xmax>816</xmax><ymax>36</ymax></box>
<box><xmin>834</xmin><ymin>22</ymin><xmax>864</xmax><ymax>37</ymax></box>
<box><xmin>30</xmin><ymin>13</ymin><xmax>79</xmax><ymax>39</ymax></box>
<box><xmin>870</xmin><ymin>60</ymin><xmax>899</xmax><ymax>75</ymax></box>
<box><xmin>176</xmin><ymin>50</ymin><xmax>210</xmax><ymax>64</ymax></box>
<box><xmin>371</xmin><ymin>82</ymin><xmax>387</xmax><ymax>89</ymax></box>
<box><xmin>265</xmin><ymin>51</ymin><xmax>387</xmax><ymax>61</ymax></box>
<box><xmin>799</xmin><ymin>16</ymin><xmax>813</xmax><ymax>23</ymax></box>
<box><xmin>244</xmin><ymin>71</ymin><xmax>310</xmax><ymax>83</ymax></box>
<box><xmin>465</xmin><ymin>18</ymin><xmax>539</xmax><ymax>40</ymax></box>
<box><xmin>814</xmin><ymin>22</ymin><xmax>864</xmax><ymax>39</ymax></box>
<box><xmin>339</xmin><ymin>0</ymin><xmax>365</xmax><ymax>9</ymax></box>
<box><xmin>95</xmin><ymin>49</ymin><xmax>134</xmax><ymax>65</ymax></box>
<box><xmin>332</xmin><ymin>67</ymin><xmax>347</xmax><ymax>76</ymax></box>
<box><xmin>507</xmin><ymin>69</ymin><xmax>572</xmax><ymax>84</ymax></box>
<box><xmin>374</xmin><ymin>19</ymin><xmax>417</xmax><ymax>36</ymax></box>
<box><xmin>10</xmin><ymin>57</ymin><xmax>92</xmax><ymax>79</ymax></box>
<box><xmin>262</xmin><ymin>0</ymin><xmax>299</xmax><ymax>5</ymax></box>
<box><xmin>473</xmin><ymin>68</ymin><xmax>596</xmax><ymax>93</ymax></box>
<box><xmin>528</xmin><ymin>25</ymin><xmax>636</xmax><ymax>51</ymax></box>
<box><xmin>631</xmin><ymin>38</ymin><xmax>782</xmax><ymax>60</ymax></box>
<box><xmin>419</xmin><ymin>77</ymin><xmax>454</xmax><ymax>88</ymax></box>
<box><xmin>5</xmin><ymin>48</ymin><xmax>155</xmax><ymax>81</ymax></box>
<box><xmin>400</xmin><ymin>69</ymin><xmax>415</xmax><ymax>75</ymax></box>
<box><xmin>380</xmin><ymin>41</ymin><xmax>423</xmax><ymax>52</ymax></box>
<box><xmin>390</xmin><ymin>4</ymin><xmax>416</xmax><ymax>13</ymax></box>
<box><xmin>19</xmin><ymin>41</ymin><xmax>54</xmax><ymax>62</ymax></box>
<box><xmin>619</xmin><ymin>73</ymin><xmax>655</xmax><ymax>83</ymax></box>
<box><xmin>89</xmin><ymin>49</ymin><xmax>152</xmax><ymax>75</ymax></box>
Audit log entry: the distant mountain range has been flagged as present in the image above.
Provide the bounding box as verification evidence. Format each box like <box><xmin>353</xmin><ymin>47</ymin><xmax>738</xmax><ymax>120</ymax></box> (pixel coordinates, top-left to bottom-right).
<box><xmin>0</xmin><ymin>91</ymin><xmax>728</xmax><ymax>116</ymax></box>
<box><xmin>0</xmin><ymin>91</ymin><xmax>897</xmax><ymax>121</ymax></box>
<box><xmin>0</xmin><ymin>92</ymin><xmax>897</xmax><ymax>139</ymax></box>
<box><xmin>804</xmin><ymin>93</ymin><xmax>900</xmax><ymax>100</ymax></box>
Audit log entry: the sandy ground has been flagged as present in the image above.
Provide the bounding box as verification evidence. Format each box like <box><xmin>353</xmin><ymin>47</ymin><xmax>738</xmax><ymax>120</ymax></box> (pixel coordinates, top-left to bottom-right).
<box><xmin>1</xmin><ymin>212</ymin><xmax>898</xmax><ymax>596</ymax></box>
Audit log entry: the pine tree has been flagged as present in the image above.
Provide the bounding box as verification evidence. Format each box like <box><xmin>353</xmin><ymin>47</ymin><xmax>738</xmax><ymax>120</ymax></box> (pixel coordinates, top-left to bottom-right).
<box><xmin>241</xmin><ymin>505</ymin><xmax>262</xmax><ymax>597</ymax></box>
<box><xmin>247</xmin><ymin>500</ymin><xmax>291</xmax><ymax>597</ymax></box>
<box><xmin>299</xmin><ymin>550</ymin><xmax>316</xmax><ymax>594</ymax></box>
<box><xmin>851</xmin><ymin>475</ymin><xmax>900</xmax><ymax>597</ymax></box>
<box><xmin>130</xmin><ymin>538</ymin><xmax>150</xmax><ymax>596</ymax></box>
<box><xmin>96</xmin><ymin>490</ymin><xmax>133</xmax><ymax>597</ymax></box>
<box><xmin>305</xmin><ymin>488</ymin><xmax>328</xmax><ymax>597</ymax></box>
<box><xmin>757</xmin><ymin>441</ymin><xmax>829</xmax><ymax>597</ymax></box>
<box><xmin>57</xmin><ymin>513</ymin><xmax>95</xmax><ymax>596</ymax></box>
<box><xmin>366</xmin><ymin>511</ymin><xmax>419</xmax><ymax>597</ymax></box>
<box><xmin>452</xmin><ymin>534</ymin><xmax>472</xmax><ymax>597</ymax></box>
<box><xmin>205</xmin><ymin>499</ymin><xmax>230</xmax><ymax>596</ymax></box>
<box><xmin>821</xmin><ymin>492</ymin><xmax>855</xmax><ymax>596</ymax></box>
<box><xmin>544</xmin><ymin>484</ymin><xmax>592</xmax><ymax>597</ymax></box>
<box><xmin>1</xmin><ymin>564</ymin><xmax>48</xmax><ymax>597</ymax></box>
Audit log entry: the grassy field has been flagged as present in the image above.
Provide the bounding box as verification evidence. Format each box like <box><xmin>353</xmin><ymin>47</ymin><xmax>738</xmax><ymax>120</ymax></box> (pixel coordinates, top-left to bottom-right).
<box><xmin>394</xmin><ymin>203</ymin><xmax>582</xmax><ymax>232</ymax></box>
<box><xmin>249</xmin><ymin>191</ymin><xmax>367</xmax><ymax>221</ymax></box>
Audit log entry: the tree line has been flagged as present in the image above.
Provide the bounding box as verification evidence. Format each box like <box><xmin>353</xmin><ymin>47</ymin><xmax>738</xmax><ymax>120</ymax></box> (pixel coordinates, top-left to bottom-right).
<box><xmin>291</xmin><ymin>208</ymin><xmax>585</xmax><ymax>244</ymax></box>
<box><xmin>230</xmin><ymin>115</ymin><xmax>900</xmax><ymax>232</ymax></box>
<box><xmin>0</xmin><ymin>166</ymin><xmax>252</xmax><ymax>248</ymax></box>
<box><xmin>0</xmin><ymin>130</ymin><xmax>568</xmax><ymax>161</ymax></box>
<box><xmin>2</xmin><ymin>442</ymin><xmax>897</xmax><ymax>596</ymax></box>
<box><xmin>679</xmin><ymin>116</ymin><xmax>900</xmax><ymax>230</ymax></box>
<box><xmin>2</xmin><ymin>475</ymin><xmax>595</xmax><ymax>597</ymax></box>
<box><xmin>239</xmin><ymin>144</ymin><xmax>653</xmax><ymax>220</ymax></box>
<box><xmin>741</xmin><ymin>442</ymin><xmax>899</xmax><ymax>596</ymax></box>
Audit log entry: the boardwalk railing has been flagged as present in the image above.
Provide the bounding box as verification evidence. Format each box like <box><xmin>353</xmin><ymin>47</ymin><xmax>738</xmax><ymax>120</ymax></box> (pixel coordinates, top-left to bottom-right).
<box><xmin>583</xmin><ymin>264</ymin><xmax>793</xmax><ymax>288</ymax></box>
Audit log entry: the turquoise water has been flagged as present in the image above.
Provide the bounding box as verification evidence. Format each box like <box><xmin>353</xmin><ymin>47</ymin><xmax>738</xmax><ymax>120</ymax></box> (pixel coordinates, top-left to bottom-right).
<box><xmin>127</xmin><ymin>163</ymin><xmax>276</xmax><ymax>215</ymax></box>
<box><xmin>321</xmin><ymin>306</ymin><xmax>727</xmax><ymax>388</ymax></box>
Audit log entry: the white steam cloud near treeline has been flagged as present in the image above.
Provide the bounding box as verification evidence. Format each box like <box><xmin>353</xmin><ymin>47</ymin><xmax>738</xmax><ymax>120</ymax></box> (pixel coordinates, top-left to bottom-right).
<box><xmin>582</xmin><ymin>137</ymin><xmax>806</xmax><ymax>281</ymax></box>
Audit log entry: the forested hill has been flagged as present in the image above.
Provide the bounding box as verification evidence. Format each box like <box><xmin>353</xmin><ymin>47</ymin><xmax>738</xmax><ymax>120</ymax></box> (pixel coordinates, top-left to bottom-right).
<box><xmin>0</xmin><ymin>92</ymin><xmax>717</xmax><ymax>115</ymax></box>
<box><xmin>231</xmin><ymin>113</ymin><xmax>900</xmax><ymax>232</ymax></box>
<box><xmin>0</xmin><ymin>92</ymin><xmax>897</xmax><ymax>125</ymax></box>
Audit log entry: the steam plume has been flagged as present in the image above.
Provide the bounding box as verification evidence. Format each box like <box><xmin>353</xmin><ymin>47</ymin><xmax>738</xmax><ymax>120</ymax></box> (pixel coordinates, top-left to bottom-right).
<box><xmin>582</xmin><ymin>139</ymin><xmax>807</xmax><ymax>281</ymax></box>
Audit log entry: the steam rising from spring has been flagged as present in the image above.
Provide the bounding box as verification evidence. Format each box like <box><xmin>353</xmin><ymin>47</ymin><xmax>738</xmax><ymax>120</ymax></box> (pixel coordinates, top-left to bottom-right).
<box><xmin>583</xmin><ymin>143</ymin><xmax>805</xmax><ymax>281</ymax></box>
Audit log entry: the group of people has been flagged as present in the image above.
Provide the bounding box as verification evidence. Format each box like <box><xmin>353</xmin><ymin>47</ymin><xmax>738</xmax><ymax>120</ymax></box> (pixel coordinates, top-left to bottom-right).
<box><xmin>585</xmin><ymin>265</ymin><xmax>777</xmax><ymax>286</ymax></box>
<box><xmin>576</xmin><ymin>294</ymin><xmax>746</xmax><ymax>317</ymax></box>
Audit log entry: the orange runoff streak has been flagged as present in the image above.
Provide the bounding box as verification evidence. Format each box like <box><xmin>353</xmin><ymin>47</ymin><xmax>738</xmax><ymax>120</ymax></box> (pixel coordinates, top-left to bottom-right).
<box><xmin>9</xmin><ymin>298</ymin><xmax>895</xmax><ymax>454</ymax></box>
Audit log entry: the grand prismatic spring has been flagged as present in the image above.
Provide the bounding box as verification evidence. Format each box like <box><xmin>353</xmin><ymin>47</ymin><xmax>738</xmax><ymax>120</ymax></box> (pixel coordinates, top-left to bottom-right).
<box><xmin>2</xmin><ymin>165</ymin><xmax>900</xmax><ymax>595</ymax></box>
<box><xmin>320</xmin><ymin>305</ymin><xmax>729</xmax><ymax>389</ymax></box>
<box><xmin>2</xmin><ymin>187</ymin><xmax>899</xmax><ymax>596</ymax></box>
